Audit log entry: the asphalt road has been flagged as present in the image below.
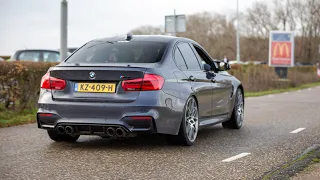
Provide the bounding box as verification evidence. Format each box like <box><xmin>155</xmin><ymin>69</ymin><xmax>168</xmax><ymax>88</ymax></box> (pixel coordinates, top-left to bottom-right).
<box><xmin>1</xmin><ymin>87</ymin><xmax>320</xmax><ymax>180</ymax></box>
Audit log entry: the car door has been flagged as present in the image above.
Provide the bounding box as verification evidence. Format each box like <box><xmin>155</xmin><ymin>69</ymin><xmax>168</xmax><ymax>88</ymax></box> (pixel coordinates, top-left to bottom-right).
<box><xmin>211</xmin><ymin>66</ymin><xmax>233</xmax><ymax>115</ymax></box>
<box><xmin>174</xmin><ymin>42</ymin><xmax>214</xmax><ymax>119</ymax></box>
<box><xmin>190</xmin><ymin>44</ymin><xmax>233</xmax><ymax>116</ymax></box>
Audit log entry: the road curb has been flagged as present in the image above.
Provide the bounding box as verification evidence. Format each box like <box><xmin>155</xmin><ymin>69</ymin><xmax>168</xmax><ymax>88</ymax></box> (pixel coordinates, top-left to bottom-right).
<box><xmin>258</xmin><ymin>144</ymin><xmax>320</xmax><ymax>180</ymax></box>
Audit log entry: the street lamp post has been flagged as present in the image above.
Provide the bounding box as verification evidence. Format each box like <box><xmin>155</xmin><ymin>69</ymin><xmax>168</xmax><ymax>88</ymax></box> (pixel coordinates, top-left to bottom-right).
<box><xmin>236</xmin><ymin>0</ymin><xmax>240</xmax><ymax>63</ymax></box>
<box><xmin>173</xmin><ymin>9</ymin><xmax>176</xmax><ymax>36</ymax></box>
<box><xmin>60</xmin><ymin>0</ymin><xmax>68</xmax><ymax>61</ymax></box>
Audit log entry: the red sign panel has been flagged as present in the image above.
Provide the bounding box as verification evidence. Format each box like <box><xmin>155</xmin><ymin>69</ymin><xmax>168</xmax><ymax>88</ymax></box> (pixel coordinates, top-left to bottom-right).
<box><xmin>271</xmin><ymin>42</ymin><xmax>292</xmax><ymax>65</ymax></box>
<box><xmin>269</xmin><ymin>31</ymin><xmax>294</xmax><ymax>67</ymax></box>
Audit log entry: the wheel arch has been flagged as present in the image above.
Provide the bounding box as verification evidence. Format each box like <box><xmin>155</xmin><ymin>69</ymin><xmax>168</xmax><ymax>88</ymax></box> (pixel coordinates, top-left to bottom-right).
<box><xmin>229</xmin><ymin>84</ymin><xmax>244</xmax><ymax>116</ymax></box>
<box><xmin>176</xmin><ymin>94</ymin><xmax>199</xmax><ymax>134</ymax></box>
<box><xmin>237</xmin><ymin>84</ymin><xmax>244</xmax><ymax>105</ymax></box>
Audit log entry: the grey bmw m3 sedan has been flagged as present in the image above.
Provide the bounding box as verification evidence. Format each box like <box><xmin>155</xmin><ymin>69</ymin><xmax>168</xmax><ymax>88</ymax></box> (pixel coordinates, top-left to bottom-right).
<box><xmin>37</xmin><ymin>34</ymin><xmax>244</xmax><ymax>146</ymax></box>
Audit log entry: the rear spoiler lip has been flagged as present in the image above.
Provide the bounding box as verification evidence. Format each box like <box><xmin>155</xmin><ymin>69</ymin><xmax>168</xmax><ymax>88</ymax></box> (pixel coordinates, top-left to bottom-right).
<box><xmin>56</xmin><ymin>62</ymin><xmax>158</xmax><ymax>68</ymax></box>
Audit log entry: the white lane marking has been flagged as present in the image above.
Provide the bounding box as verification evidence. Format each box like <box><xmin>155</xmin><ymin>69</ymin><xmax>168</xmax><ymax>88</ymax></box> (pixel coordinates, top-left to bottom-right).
<box><xmin>290</xmin><ymin>128</ymin><xmax>306</xmax><ymax>134</ymax></box>
<box><xmin>307</xmin><ymin>88</ymin><xmax>311</xmax><ymax>91</ymax></box>
<box><xmin>222</xmin><ymin>153</ymin><xmax>251</xmax><ymax>162</ymax></box>
<box><xmin>268</xmin><ymin>95</ymin><xmax>274</xmax><ymax>97</ymax></box>
<box><xmin>297</xmin><ymin>90</ymin><xmax>301</xmax><ymax>93</ymax></box>
<box><xmin>284</xmin><ymin>92</ymin><xmax>289</xmax><ymax>94</ymax></box>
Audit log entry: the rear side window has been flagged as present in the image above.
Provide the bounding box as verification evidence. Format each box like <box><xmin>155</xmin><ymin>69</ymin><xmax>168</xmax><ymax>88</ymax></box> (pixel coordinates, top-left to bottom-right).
<box><xmin>177</xmin><ymin>43</ymin><xmax>201</xmax><ymax>70</ymax></box>
<box><xmin>43</xmin><ymin>52</ymin><xmax>60</xmax><ymax>62</ymax></box>
<box><xmin>66</xmin><ymin>41</ymin><xmax>167</xmax><ymax>63</ymax></box>
<box><xmin>18</xmin><ymin>51</ymin><xmax>41</xmax><ymax>62</ymax></box>
<box><xmin>174</xmin><ymin>48</ymin><xmax>187</xmax><ymax>69</ymax></box>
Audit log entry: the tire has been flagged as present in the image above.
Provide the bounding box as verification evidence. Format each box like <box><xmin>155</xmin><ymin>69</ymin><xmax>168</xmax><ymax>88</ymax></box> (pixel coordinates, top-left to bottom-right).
<box><xmin>167</xmin><ymin>96</ymin><xmax>199</xmax><ymax>146</ymax></box>
<box><xmin>47</xmin><ymin>130</ymin><xmax>80</xmax><ymax>142</ymax></box>
<box><xmin>222</xmin><ymin>88</ymin><xmax>244</xmax><ymax>129</ymax></box>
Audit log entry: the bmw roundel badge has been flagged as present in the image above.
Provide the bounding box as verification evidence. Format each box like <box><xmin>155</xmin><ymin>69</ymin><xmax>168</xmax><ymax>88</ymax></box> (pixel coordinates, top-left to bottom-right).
<box><xmin>89</xmin><ymin>71</ymin><xmax>96</xmax><ymax>79</ymax></box>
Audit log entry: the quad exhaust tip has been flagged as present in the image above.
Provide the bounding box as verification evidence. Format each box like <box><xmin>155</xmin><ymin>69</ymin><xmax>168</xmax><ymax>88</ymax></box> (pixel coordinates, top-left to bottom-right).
<box><xmin>65</xmin><ymin>126</ymin><xmax>75</xmax><ymax>135</ymax></box>
<box><xmin>115</xmin><ymin>128</ymin><xmax>126</xmax><ymax>137</ymax></box>
<box><xmin>57</xmin><ymin>125</ymin><xmax>130</xmax><ymax>137</ymax></box>
<box><xmin>57</xmin><ymin>125</ymin><xmax>65</xmax><ymax>134</ymax></box>
<box><xmin>106</xmin><ymin>127</ymin><xmax>116</xmax><ymax>137</ymax></box>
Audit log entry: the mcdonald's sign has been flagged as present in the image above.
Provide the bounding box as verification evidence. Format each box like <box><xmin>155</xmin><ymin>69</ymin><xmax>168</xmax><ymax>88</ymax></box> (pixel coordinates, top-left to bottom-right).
<box><xmin>269</xmin><ymin>31</ymin><xmax>294</xmax><ymax>67</ymax></box>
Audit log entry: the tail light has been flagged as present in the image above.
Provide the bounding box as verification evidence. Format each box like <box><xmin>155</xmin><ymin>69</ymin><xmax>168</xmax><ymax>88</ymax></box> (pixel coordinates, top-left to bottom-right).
<box><xmin>121</xmin><ymin>74</ymin><xmax>164</xmax><ymax>91</ymax></box>
<box><xmin>129</xmin><ymin>116</ymin><xmax>152</xmax><ymax>120</ymax></box>
<box><xmin>38</xmin><ymin>113</ymin><xmax>53</xmax><ymax>117</ymax></box>
<box><xmin>41</xmin><ymin>72</ymin><xmax>66</xmax><ymax>90</ymax></box>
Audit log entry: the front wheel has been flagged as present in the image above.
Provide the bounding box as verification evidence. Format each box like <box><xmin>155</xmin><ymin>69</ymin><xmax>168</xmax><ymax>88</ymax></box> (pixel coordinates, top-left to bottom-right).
<box><xmin>47</xmin><ymin>130</ymin><xmax>80</xmax><ymax>142</ymax></box>
<box><xmin>222</xmin><ymin>88</ymin><xmax>244</xmax><ymax>129</ymax></box>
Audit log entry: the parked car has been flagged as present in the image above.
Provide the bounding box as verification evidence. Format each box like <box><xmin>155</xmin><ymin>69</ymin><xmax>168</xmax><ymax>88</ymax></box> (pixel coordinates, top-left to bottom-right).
<box><xmin>10</xmin><ymin>49</ymin><xmax>62</xmax><ymax>62</ymax></box>
<box><xmin>37</xmin><ymin>35</ymin><xmax>244</xmax><ymax>146</ymax></box>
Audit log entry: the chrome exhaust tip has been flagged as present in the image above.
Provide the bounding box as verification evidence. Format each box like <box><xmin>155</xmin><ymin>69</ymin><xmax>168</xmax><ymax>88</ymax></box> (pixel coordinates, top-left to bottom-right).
<box><xmin>115</xmin><ymin>128</ymin><xmax>126</xmax><ymax>137</ymax></box>
<box><xmin>106</xmin><ymin>127</ymin><xmax>116</xmax><ymax>137</ymax></box>
<box><xmin>65</xmin><ymin>126</ymin><xmax>74</xmax><ymax>135</ymax></box>
<box><xmin>57</xmin><ymin>125</ymin><xmax>65</xmax><ymax>134</ymax></box>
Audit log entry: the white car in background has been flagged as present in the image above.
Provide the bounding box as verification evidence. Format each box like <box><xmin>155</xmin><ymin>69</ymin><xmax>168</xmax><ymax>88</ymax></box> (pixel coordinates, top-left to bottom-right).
<box><xmin>10</xmin><ymin>49</ymin><xmax>62</xmax><ymax>62</ymax></box>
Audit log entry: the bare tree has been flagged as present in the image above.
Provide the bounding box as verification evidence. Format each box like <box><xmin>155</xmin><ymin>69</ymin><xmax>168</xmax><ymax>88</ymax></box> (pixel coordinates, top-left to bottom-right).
<box><xmin>273</xmin><ymin>0</ymin><xmax>296</xmax><ymax>31</ymax></box>
<box><xmin>130</xmin><ymin>0</ymin><xmax>320</xmax><ymax>63</ymax></box>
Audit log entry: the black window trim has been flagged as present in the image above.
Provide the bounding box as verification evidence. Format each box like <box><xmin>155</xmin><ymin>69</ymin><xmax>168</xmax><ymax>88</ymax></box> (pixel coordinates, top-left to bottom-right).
<box><xmin>173</xmin><ymin>46</ymin><xmax>188</xmax><ymax>70</ymax></box>
<box><xmin>175</xmin><ymin>41</ymin><xmax>202</xmax><ymax>71</ymax></box>
<box><xmin>191</xmin><ymin>43</ymin><xmax>219</xmax><ymax>71</ymax></box>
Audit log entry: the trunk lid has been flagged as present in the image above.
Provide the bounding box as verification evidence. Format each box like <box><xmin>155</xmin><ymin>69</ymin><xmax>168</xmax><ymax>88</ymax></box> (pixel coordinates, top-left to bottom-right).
<box><xmin>49</xmin><ymin>66</ymin><xmax>148</xmax><ymax>103</ymax></box>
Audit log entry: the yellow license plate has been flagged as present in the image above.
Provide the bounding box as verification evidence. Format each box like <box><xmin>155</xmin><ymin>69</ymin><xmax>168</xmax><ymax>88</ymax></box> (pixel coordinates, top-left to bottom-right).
<box><xmin>75</xmin><ymin>83</ymin><xmax>116</xmax><ymax>93</ymax></box>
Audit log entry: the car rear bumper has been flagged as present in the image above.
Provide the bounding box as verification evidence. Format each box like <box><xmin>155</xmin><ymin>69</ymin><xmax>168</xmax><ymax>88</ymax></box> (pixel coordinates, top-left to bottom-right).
<box><xmin>37</xmin><ymin>91</ymin><xmax>186</xmax><ymax>135</ymax></box>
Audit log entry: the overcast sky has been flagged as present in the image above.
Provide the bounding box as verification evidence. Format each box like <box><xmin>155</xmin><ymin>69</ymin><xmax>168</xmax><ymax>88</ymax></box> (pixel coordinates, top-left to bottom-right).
<box><xmin>0</xmin><ymin>0</ymin><xmax>257</xmax><ymax>55</ymax></box>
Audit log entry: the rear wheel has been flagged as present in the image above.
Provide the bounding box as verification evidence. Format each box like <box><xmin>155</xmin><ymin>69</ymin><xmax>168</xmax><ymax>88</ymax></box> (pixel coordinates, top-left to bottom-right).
<box><xmin>47</xmin><ymin>130</ymin><xmax>80</xmax><ymax>142</ymax></box>
<box><xmin>167</xmin><ymin>96</ymin><xmax>199</xmax><ymax>146</ymax></box>
<box><xmin>222</xmin><ymin>88</ymin><xmax>244</xmax><ymax>129</ymax></box>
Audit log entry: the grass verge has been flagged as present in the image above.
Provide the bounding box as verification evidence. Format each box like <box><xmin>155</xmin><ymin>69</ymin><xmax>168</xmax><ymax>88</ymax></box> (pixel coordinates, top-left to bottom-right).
<box><xmin>261</xmin><ymin>144</ymin><xmax>320</xmax><ymax>180</ymax></box>
<box><xmin>245</xmin><ymin>82</ymin><xmax>320</xmax><ymax>97</ymax></box>
<box><xmin>0</xmin><ymin>108</ymin><xmax>37</xmax><ymax>128</ymax></box>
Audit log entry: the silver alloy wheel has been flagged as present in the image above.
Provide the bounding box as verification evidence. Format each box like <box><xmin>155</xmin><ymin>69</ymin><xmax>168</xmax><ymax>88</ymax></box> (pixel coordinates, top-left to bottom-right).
<box><xmin>185</xmin><ymin>97</ymin><xmax>199</xmax><ymax>142</ymax></box>
<box><xmin>236</xmin><ymin>91</ymin><xmax>244</xmax><ymax>127</ymax></box>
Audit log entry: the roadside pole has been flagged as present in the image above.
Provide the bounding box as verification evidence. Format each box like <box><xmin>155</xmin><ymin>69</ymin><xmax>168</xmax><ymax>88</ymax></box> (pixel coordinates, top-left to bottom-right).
<box><xmin>60</xmin><ymin>0</ymin><xmax>68</xmax><ymax>61</ymax></box>
<box><xmin>236</xmin><ymin>0</ymin><xmax>240</xmax><ymax>64</ymax></box>
<box><xmin>173</xmin><ymin>9</ymin><xmax>176</xmax><ymax>36</ymax></box>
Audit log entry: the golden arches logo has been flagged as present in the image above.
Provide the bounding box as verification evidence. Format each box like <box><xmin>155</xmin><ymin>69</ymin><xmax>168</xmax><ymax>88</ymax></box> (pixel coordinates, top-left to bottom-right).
<box><xmin>273</xmin><ymin>43</ymin><xmax>290</xmax><ymax>57</ymax></box>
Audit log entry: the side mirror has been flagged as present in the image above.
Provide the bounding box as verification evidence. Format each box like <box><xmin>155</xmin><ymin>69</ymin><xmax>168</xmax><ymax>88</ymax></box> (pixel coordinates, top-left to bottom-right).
<box><xmin>203</xmin><ymin>64</ymin><xmax>211</xmax><ymax>72</ymax></box>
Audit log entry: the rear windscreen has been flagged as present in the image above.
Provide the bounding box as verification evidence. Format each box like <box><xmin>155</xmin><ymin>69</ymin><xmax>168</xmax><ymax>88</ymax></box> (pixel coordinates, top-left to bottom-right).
<box><xmin>18</xmin><ymin>51</ymin><xmax>60</xmax><ymax>62</ymax></box>
<box><xmin>66</xmin><ymin>41</ymin><xmax>167</xmax><ymax>64</ymax></box>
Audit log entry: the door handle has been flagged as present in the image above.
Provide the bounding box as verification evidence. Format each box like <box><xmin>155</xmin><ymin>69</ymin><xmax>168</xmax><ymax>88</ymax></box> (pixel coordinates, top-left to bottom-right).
<box><xmin>211</xmin><ymin>78</ymin><xmax>216</xmax><ymax>83</ymax></box>
<box><xmin>188</xmin><ymin>75</ymin><xmax>196</xmax><ymax>81</ymax></box>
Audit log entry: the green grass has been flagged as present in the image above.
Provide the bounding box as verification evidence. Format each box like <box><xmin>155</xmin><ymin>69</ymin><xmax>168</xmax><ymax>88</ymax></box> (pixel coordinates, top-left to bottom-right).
<box><xmin>312</xmin><ymin>158</ymin><xmax>320</xmax><ymax>163</ymax></box>
<box><xmin>245</xmin><ymin>82</ymin><xmax>320</xmax><ymax>97</ymax></box>
<box><xmin>0</xmin><ymin>108</ymin><xmax>37</xmax><ymax>128</ymax></box>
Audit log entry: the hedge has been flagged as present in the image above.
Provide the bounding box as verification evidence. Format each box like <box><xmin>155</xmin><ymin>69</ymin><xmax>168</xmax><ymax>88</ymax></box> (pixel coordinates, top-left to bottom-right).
<box><xmin>0</xmin><ymin>61</ymin><xmax>319</xmax><ymax>111</ymax></box>
<box><xmin>0</xmin><ymin>61</ymin><xmax>57</xmax><ymax>111</ymax></box>
<box><xmin>230</xmin><ymin>64</ymin><xmax>319</xmax><ymax>92</ymax></box>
